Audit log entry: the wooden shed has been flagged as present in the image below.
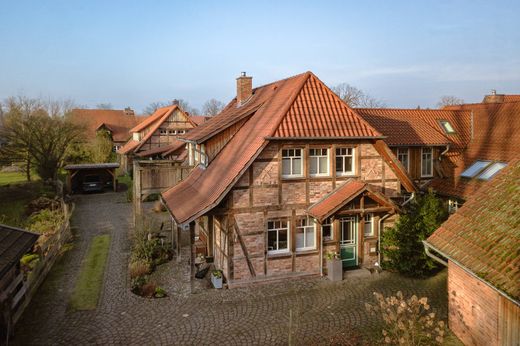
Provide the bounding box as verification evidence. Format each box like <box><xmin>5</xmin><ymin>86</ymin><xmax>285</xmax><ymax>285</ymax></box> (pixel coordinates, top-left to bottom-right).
<box><xmin>63</xmin><ymin>163</ymin><xmax>120</xmax><ymax>194</ymax></box>
<box><xmin>425</xmin><ymin>159</ymin><xmax>520</xmax><ymax>346</ymax></box>
<box><xmin>0</xmin><ymin>224</ymin><xmax>39</xmax><ymax>341</ymax></box>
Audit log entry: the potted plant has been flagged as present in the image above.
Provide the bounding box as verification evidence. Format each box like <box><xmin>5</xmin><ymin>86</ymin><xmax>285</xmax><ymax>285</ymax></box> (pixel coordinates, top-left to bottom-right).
<box><xmin>211</xmin><ymin>269</ymin><xmax>223</xmax><ymax>289</ymax></box>
<box><xmin>326</xmin><ymin>251</ymin><xmax>343</xmax><ymax>281</ymax></box>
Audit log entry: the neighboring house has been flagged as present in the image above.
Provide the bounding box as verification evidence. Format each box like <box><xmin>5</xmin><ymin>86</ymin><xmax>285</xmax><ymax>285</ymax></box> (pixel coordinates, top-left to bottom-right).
<box><xmin>161</xmin><ymin>72</ymin><xmax>416</xmax><ymax>286</ymax></box>
<box><xmin>69</xmin><ymin>108</ymin><xmax>143</xmax><ymax>152</ymax></box>
<box><xmin>118</xmin><ymin>103</ymin><xmax>206</xmax><ymax>172</ymax></box>
<box><xmin>0</xmin><ymin>224</ymin><xmax>39</xmax><ymax>340</ymax></box>
<box><xmin>357</xmin><ymin>93</ymin><xmax>520</xmax><ymax>212</ymax></box>
<box><xmin>424</xmin><ymin>159</ymin><xmax>519</xmax><ymax>346</ymax></box>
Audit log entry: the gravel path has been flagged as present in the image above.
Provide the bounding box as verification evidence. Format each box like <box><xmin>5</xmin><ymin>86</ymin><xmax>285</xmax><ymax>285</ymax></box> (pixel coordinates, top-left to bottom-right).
<box><xmin>13</xmin><ymin>191</ymin><xmax>449</xmax><ymax>345</ymax></box>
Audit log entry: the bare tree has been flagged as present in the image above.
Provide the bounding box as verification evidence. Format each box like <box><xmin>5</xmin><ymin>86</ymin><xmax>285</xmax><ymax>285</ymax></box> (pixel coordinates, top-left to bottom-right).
<box><xmin>142</xmin><ymin>99</ymin><xmax>200</xmax><ymax>115</ymax></box>
<box><xmin>96</xmin><ymin>103</ymin><xmax>113</xmax><ymax>109</ymax></box>
<box><xmin>202</xmin><ymin>98</ymin><xmax>225</xmax><ymax>116</ymax></box>
<box><xmin>0</xmin><ymin>96</ymin><xmax>84</xmax><ymax>181</ymax></box>
<box><xmin>331</xmin><ymin>83</ymin><xmax>386</xmax><ymax>108</ymax></box>
<box><xmin>436</xmin><ymin>96</ymin><xmax>464</xmax><ymax>108</ymax></box>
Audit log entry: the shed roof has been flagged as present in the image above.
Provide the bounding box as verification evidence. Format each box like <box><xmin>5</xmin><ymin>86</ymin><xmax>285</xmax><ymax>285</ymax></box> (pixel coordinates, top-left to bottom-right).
<box><xmin>426</xmin><ymin>158</ymin><xmax>520</xmax><ymax>301</ymax></box>
<box><xmin>0</xmin><ymin>224</ymin><xmax>39</xmax><ymax>278</ymax></box>
<box><xmin>64</xmin><ymin>163</ymin><xmax>120</xmax><ymax>170</ymax></box>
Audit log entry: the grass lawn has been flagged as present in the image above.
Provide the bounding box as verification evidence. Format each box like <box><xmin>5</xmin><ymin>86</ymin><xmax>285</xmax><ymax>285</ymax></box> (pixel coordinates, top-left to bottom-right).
<box><xmin>0</xmin><ymin>171</ymin><xmax>35</xmax><ymax>186</ymax></box>
<box><xmin>0</xmin><ymin>180</ymin><xmax>53</xmax><ymax>227</ymax></box>
<box><xmin>69</xmin><ymin>234</ymin><xmax>111</xmax><ymax>311</ymax></box>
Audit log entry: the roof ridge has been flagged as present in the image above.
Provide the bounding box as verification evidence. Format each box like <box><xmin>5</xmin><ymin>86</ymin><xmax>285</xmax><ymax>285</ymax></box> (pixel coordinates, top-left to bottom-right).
<box><xmin>356</xmin><ymin>107</ymin><xmax>471</xmax><ymax>113</ymax></box>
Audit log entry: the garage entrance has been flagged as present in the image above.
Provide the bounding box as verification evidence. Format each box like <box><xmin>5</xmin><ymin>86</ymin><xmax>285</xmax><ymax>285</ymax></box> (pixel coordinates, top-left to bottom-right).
<box><xmin>64</xmin><ymin>163</ymin><xmax>120</xmax><ymax>194</ymax></box>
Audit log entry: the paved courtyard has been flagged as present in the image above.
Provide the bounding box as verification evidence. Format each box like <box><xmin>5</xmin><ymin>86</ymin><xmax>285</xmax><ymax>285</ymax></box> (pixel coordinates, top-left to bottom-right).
<box><xmin>14</xmin><ymin>191</ymin><xmax>450</xmax><ymax>345</ymax></box>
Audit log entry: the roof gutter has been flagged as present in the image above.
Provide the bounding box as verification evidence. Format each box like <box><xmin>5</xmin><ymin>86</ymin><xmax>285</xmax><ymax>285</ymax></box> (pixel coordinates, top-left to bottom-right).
<box><xmin>423</xmin><ymin>240</ymin><xmax>520</xmax><ymax>308</ymax></box>
<box><xmin>264</xmin><ymin>136</ymin><xmax>387</xmax><ymax>140</ymax></box>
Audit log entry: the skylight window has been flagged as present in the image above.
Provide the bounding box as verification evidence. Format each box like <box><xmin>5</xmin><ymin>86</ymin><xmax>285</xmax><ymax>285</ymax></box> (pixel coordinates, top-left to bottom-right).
<box><xmin>460</xmin><ymin>160</ymin><xmax>492</xmax><ymax>178</ymax></box>
<box><xmin>439</xmin><ymin>120</ymin><xmax>455</xmax><ymax>134</ymax></box>
<box><xmin>477</xmin><ymin>162</ymin><xmax>507</xmax><ymax>180</ymax></box>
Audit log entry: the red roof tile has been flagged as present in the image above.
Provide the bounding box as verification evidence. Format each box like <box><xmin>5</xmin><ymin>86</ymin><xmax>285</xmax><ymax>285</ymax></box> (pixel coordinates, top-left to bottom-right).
<box><xmin>69</xmin><ymin>109</ymin><xmax>142</xmax><ymax>142</ymax></box>
<box><xmin>430</xmin><ymin>101</ymin><xmax>520</xmax><ymax>199</ymax></box>
<box><xmin>356</xmin><ymin>108</ymin><xmax>471</xmax><ymax>147</ymax></box>
<box><xmin>162</xmin><ymin>72</ymin><xmax>410</xmax><ymax>224</ymax></box>
<box><xmin>135</xmin><ymin>139</ymin><xmax>185</xmax><ymax>158</ymax></box>
<box><xmin>130</xmin><ymin>106</ymin><xmax>177</xmax><ymax>133</ymax></box>
<box><xmin>273</xmin><ymin>76</ymin><xmax>382</xmax><ymax>138</ymax></box>
<box><xmin>162</xmin><ymin>72</ymin><xmax>310</xmax><ymax>223</ymax></box>
<box><xmin>189</xmin><ymin>115</ymin><xmax>209</xmax><ymax>126</ymax></box>
<box><xmin>426</xmin><ymin>159</ymin><xmax>520</xmax><ymax>301</ymax></box>
<box><xmin>307</xmin><ymin>180</ymin><xmax>367</xmax><ymax>222</ymax></box>
<box><xmin>117</xmin><ymin>140</ymin><xmax>139</xmax><ymax>155</ymax></box>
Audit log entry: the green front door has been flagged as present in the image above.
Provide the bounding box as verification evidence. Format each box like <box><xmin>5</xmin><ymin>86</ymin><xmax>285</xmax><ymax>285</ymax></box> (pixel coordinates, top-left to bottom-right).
<box><xmin>340</xmin><ymin>216</ymin><xmax>358</xmax><ymax>268</ymax></box>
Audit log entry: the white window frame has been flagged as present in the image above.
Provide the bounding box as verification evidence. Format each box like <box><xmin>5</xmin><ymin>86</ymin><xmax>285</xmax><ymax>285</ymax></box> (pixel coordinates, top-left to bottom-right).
<box><xmin>296</xmin><ymin>217</ymin><xmax>316</xmax><ymax>251</ymax></box>
<box><xmin>267</xmin><ymin>220</ymin><xmax>290</xmax><ymax>254</ymax></box>
<box><xmin>160</xmin><ymin>129</ymin><xmax>167</xmax><ymax>135</ymax></box>
<box><xmin>397</xmin><ymin>148</ymin><xmax>410</xmax><ymax>172</ymax></box>
<box><xmin>178</xmin><ymin>130</ymin><xmax>186</xmax><ymax>134</ymax></box>
<box><xmin>309</xmin><ymin>148</ymin><xmax>329</xmax><ymax>177</ymax></box>
<box><xmin>282</xmin><ymin>148</ymin><xmax>304</xmax><ymax>178</ymax></box>
<box><xmin>335</xmin><ymin>147</ymin><xmax>355</xmax><ymax>176</ymax></box>
<box><xmin>132</xmin><ymin>132</ymin><xmax>140</xmax><ymax>141</ymax></box>
<box><xmin>448</xmin><ymin>199</ymin><xmax>461</xmax><ymax>214</ymax></box>
<box><xmin>421</xmin><ymin>147</ymin><xmax>433</xmax><ymax>178</ymax></box>
<box><xmin>169</xmin><ymin>129</ymin><xmax>177</xmax><ymax>135</ymax></box>
<box><xmin>322</xmin><ymin>217</ymin><xmax>333</xmax><ymax>241</ymax></box>
<box><xmin>439</xmin><ymin>120</ymin><xmax>455</xmax><ymax>134</ymax></box>
<box><xmin>364</xmin><ymin>213</ymin><xmax>374</xmax><ymax>237</ymax></box>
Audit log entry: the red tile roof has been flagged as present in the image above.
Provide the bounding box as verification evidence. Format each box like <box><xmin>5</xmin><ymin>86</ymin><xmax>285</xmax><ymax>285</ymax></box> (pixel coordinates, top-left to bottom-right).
<box><xmin>117</xmin><ymin>140</ymin><xmax>139</xmax><ymax>155</ymax></box>
<box><xmin>430</xmin><ymin>101</ymin><xmax>520</xmax><ymax>199</ymax></box>
<box><xmin>503</xmin><ymin>95</ymin><xmax>520</xmax><ymax>102</ymax></box>
<box><xmin>307</xmin><ymin>180</ymin><xmax>366</xmax><ymax>222</ymax></box>
<box><xmin>190</xmin><ymin>115</ymin><xmax>209</xmax><ymax>126</ymax></box>
<box><xmin>135</xmin><ymin>139</ymin><xmax>185</xmax><ymax>158</ymax></box>
<box><xmin>273</xmin><ymin>76</ymin><xmax>382</xmax><ymax>138</ymax></box>
<box><xmin>426</xmin><ymin>159</ymin><xmax>520</xmax><ymax>301</ymax></box>
<box><xmin>69</xmin><ymin>109</ymin><xmax>142</xmax><ymax>142</ymax></box>
<box><xmin>162</xmin><ymin>72</ymin><xmax>410</xmax><ymax>224</ymax></box>
<box><xmin>356</xmin><ymin>108</ymin><xmax>471</xmax><ymax>147</ymax></box>
<box><xmin>130</xmin><ymin>106</ymin><xmax>177</xmax><ymax>133</ymax></box>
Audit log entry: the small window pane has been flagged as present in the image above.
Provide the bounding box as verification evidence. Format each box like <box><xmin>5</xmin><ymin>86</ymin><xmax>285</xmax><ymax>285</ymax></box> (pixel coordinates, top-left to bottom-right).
<box><xmin>293</xmin><ymin>158</ymin><xmax>302</xmax><ymax>175</ymax></box>
<box><xmin>477</xmin><ymin>162</ymin><xmax>507</xmax><ymax>180</ymax></box>
<box><xmin>296</xmin><ymin>229</ymin><xmax>305</xmax><ymax>249</ymax></box>
<box><xmin>319</xmin><ymin>156</ymin><xmax>328</xmax><ymax>174</ymax></box>
<box><xmin>461</xmin><ymin>160</ymin><xmax>492</xmax><ymax>178</ymax></box>
<box><xmin>306</xmin><ymin>230</ymin><xmax>315</xmax><ymax>248</ymax></box>
<box><xmin>267</xmin><ymin>231</ymin><xmax>277</xmax><ymax>250</ymax></box>
<box><xmin>310</xmin><ymin>157</ymin><xmax>318</xmax><ymax>174</ymax></box>
<box><xmin>282</xmin><ymin>158</ymin><xmax>291</xmax><ymax>175</ymax></box>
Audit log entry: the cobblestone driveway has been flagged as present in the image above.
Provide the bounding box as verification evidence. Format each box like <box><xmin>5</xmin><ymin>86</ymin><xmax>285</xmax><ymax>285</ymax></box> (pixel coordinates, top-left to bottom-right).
<box><xmin>14</xmin><ymin>191</ymin><xmax>449</xmax><ymax>345</ymax></box>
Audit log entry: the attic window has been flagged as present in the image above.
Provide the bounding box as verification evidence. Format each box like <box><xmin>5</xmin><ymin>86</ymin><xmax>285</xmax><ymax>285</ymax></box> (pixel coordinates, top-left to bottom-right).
<box><xmin>477</xmin><ymin>162</ymin><xmax>507</xmax><ymax>180</ymax></box>
<box><xmin>439</xmin><ymin>120</ymin><xmax>455</xmax><ymax>134</ymax></box>
<box><xmin>460</xmin><ymin>160</ymin><xmax>492</xmax><ymax>178</ymax></box>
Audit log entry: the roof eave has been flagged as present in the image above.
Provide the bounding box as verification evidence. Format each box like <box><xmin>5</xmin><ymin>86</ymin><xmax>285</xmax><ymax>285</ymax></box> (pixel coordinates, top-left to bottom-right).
<box><xmin>265</xmin><ymin>136</ymin><xmax>387</xmax><ymax>140</ymax></box>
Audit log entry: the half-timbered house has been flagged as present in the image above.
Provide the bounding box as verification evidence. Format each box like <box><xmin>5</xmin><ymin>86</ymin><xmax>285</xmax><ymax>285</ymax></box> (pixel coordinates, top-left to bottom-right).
<box><xmin>118</xmin><ymin>102</ymin><xmax>206</xmax><ymax>172</ymax></box>
<box><xmin>162</xmin><ymin>72</ymin><xmax>416</xmax><ymax>286</ymax></box>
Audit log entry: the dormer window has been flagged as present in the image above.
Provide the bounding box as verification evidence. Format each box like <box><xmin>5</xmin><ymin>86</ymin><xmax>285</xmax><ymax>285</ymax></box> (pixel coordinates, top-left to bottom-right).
<box><xmin>439</xmin><ymin>120</ymin><xmax>455</xmax><ymax>134</ymax></box>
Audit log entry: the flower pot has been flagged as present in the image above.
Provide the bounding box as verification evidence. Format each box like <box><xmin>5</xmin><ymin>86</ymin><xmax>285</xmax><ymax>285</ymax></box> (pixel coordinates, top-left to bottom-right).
<box><xmin>327</xmin><ymin>258</ymin><xmax>343</xmax><ymax>281</ymax></box>
<box><xmin>211</xmin><ymin>272</ymin><xmax>223</xmax><ymax>289</ymax></box>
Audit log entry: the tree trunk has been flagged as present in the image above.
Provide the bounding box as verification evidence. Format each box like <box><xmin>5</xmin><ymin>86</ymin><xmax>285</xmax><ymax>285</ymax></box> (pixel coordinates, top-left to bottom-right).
<box><xmin>25</xmin><ymin>151</ymin><xmax>31</xmax><ymax>182</ymax></box>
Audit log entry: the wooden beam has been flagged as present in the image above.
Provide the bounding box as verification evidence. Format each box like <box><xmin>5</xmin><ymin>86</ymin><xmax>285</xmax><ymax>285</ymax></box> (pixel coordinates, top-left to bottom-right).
<box><xmin>232</xmin><ymin>221</ymin><xmax>256</xmax><ymax>278</ymax></box>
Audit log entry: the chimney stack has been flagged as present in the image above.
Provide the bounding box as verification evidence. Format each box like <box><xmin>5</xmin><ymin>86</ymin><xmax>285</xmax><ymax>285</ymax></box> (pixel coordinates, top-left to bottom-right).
<box><xmin>236</xmin><ymin>72</ymin><xmax>253</xmax><ymax>105</ymax></box>
<box><xmin>172</xmin><ymin>99</ymin><xmax>180</xmax><ymax>106</ymax></box>
<box><xmin>124</xmin><ymin>107</ymin><xmax>134</xmax><ymax>116</ymax></box>
<box><xmin>483</xmin><ymin>89</ymin><xmax>505</xmax><ymax>104</ymax></box>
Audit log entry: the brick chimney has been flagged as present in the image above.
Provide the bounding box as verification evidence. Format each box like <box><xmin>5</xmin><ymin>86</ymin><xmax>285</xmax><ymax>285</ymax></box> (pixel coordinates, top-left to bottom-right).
<box><xmin>236</xmin><ymin>72</ymin><xmax>253</xmax><ymax>105</ymax></box>
<box><xmin>124</xmin><ymin>107</ymin><xmax>134</xmax><ymax>116</ymax></box>
<box><xmin>483</xmin><ymin>89</ymin><xmax>505</xmax><ymax>104</ymax></box>
<box><xmin>172</xmin><ymin>99</ymin><xmax>180</xmax><ymax>106</ymax></box>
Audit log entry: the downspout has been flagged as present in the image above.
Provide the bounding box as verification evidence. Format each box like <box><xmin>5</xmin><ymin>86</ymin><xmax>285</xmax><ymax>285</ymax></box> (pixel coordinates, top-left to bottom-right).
<box><xmin>318</xmin><ymin>219</ymin><xmax>323</xmax><ymax>277</ymax></box>
<box><xmin>439</xmin><ymin>144</ymin><xmax>450</xmax><ymax>161</ymax></box>
<box><xmin>422</xmin><ymin>241</ymin><xmax>448</xmax><ymax>266</ymax></box>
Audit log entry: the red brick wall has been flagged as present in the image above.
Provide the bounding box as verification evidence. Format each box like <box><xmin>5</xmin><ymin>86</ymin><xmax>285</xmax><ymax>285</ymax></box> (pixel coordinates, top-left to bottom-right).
<box><xmin>448</xmin><ymin>261</ymin><xmax>499</xmax><ymax>346</ymax></box>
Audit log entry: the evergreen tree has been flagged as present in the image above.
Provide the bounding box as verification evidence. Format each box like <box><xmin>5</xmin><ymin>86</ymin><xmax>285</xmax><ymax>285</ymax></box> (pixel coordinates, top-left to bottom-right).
<box><xmin>382</xmin><ymin>191</ymin><xmax>448</xmax><ymax>277</ymax></box>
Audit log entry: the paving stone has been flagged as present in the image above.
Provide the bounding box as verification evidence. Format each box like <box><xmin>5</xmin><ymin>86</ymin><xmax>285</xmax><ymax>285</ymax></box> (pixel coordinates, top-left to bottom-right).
<box><xmin>13</xmin><ymin>191</ymin><xmax>449</xmax><ymax>345</ymax></box>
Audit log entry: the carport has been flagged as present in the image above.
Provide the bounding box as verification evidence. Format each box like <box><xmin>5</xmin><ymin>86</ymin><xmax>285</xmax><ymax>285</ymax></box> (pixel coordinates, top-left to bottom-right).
<box><xmin>64</xmin><ymin>163</ymin><xmax>120</xmax><ymax>194</ymax></box>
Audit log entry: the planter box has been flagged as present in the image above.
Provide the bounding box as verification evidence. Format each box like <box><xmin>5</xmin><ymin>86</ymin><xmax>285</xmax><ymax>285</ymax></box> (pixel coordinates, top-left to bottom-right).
<box><xmin>211</xmin><ymin>272</ymin><xmax>223</xmax><ymax>289</ymax></box>
<box><xmin>327</xmin><ymin>259</ymin><xmax>343</xmax><ymax>281</ymax></box>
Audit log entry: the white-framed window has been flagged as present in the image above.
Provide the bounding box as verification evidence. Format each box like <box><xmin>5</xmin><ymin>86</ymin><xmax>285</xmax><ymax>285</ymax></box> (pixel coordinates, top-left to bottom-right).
<box><xmin>178</xmin><ymin>130</ymin><xmax>186</xmax><ymax>134</ymax></box>
<box><xmin>169</xmin><ymin>129</ymin><xmax>177</xmax><ymax>135</ymax></box>
<box><xmin>296</xmin><ymin>217</ymin><xmax>316</xmax><ymax>251</ymax></box>
<box><xmin>267</xmin><ymin>220</ymin><xmax>289</xmax><ymax>254</ymax></box>
<box><xmin>282</xmin><ymin>148</ymin><xmax>303</xmax><ymax>178</ymax></box>
<box><xmin>112</xmin><ymin>145</ymin><xmax>121</xmax><ymax>153</ymax></box>
<box><xmin>336</xmin><ymin>147</ymin><xmax>355</xmax><ymax>176</ymax></box>
<box><xmin>160</xmin><ymin>129</ymin><xmax>167</xmax><ymax>135</ymax></box>
<box><xmin>397</xmin><ymin>148</ymin><xmax>409</xmax><ymax>172</ymax></box>
<box><xmin>132</xmin><ymin>132</ymin><xmax>140</xmax><ymax>141</ymax></box>
<box><xmin>439</xmin><ymin>120</ymin><xmax>455</xmax><ymax>134</ymax></box>
<box><xmin>322</xmin><ymin>217</ymin><xmax>333</xmax><ymax>241</ymax></box>
<box><xmin>364</xmin><ymin>213</ymin><xmax>374</xmax><ymax>237</ymax></box>
<box><xmin>421</xmin><ymin>147</ymin><xmax>433</xmax><ymax>177</ymax></box>
<box><xmin>309</xmin><ymin>148</ymin><xmax>329</xmax><ymax>177</ymax></box>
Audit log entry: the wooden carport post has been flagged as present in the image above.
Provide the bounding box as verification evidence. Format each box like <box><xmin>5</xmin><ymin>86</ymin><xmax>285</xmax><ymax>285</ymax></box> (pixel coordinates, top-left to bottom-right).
<box><xmin>105</xmin><ymin>168</ymin><xmax>117</xmax><ymax>192</ymax></box>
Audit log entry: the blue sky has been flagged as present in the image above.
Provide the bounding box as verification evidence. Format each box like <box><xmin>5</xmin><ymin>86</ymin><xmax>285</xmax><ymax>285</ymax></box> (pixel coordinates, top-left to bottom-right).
<box><xmin>1</xmin><ymin>0</ymin><xmax>519</xmax><ymax>113</ymax></box>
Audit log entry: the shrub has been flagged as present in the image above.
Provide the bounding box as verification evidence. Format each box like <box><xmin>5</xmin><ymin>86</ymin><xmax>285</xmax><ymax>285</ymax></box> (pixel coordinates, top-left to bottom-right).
<box><xmin>28</xmin><ymin>208</ymin><xmax>64</xmax><ymax>234</ymax></box>
<box><xmin>131</xmin><ymin>275</ymin><xmax>147</xmax><ymax>293</ymax></box>
<box><xmin>365</xmin><ymin>291</ymin><xmax>445</xmax><ymax>345</ymax></box>
<box><xmin>129</xmin><ymin>260</ymin><xmax>151</xmax><ymax>279</ymax></box>
<box><xmin>140</xmin><ymin>281</ymin><xmax>157</xmax><ymax>297</ymax></box>
<box><xmin>381</xmin><ymin>190</ymin><xmax>448</xmax><ymax>277</ymax></box>
<box><xmin>154</xmin><ymin>287</ymin><xmax>167</xmax><ymax>298</ymax></box>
